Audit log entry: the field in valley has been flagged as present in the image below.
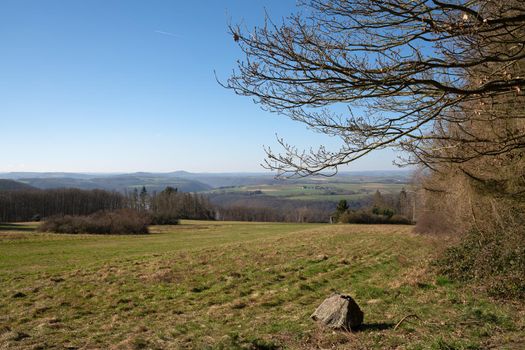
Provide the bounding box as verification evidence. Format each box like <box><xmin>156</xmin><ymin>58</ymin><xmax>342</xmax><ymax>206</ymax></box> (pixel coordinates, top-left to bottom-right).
<box><xmin>0</xmin><ymin>221</ymin><xmax>523</xmax><ymax>349</ymax></box>
<box><xmin>206</xmin><ymin>182</ymin><xmax>406</xmax><ymax>202</ymax></box>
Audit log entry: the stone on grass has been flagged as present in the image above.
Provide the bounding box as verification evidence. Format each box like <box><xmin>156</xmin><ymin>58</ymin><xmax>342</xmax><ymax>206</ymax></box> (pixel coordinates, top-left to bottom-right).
<box><xmin>311</xmin><ymin>293</ymin><xmax>364</xmax><ymax>330</ymax></box>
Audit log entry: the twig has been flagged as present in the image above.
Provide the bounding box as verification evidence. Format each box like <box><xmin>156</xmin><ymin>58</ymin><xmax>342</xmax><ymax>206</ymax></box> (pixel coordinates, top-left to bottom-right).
<box><xmin>394</xmin><ymin>314</ymin><xmax>421</xmax><ymax>331</ymax></box>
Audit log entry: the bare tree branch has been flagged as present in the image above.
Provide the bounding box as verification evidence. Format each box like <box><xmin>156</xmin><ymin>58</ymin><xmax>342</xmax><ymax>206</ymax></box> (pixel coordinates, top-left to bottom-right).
<box><xmin>223</xmin><ymin>0</ymin><xmax>525</xmax><ymax>178</ymax></box>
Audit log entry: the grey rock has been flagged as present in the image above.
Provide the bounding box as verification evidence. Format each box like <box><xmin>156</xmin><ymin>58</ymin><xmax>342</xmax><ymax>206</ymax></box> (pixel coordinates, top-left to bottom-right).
<box><xmin>311</xmin><ymin>293</ymin><xmax>364</xmax><ymax>330</ymax></box>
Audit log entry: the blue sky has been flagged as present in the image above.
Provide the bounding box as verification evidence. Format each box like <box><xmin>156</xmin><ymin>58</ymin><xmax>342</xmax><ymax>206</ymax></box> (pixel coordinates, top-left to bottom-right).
<box><xmin>1</xmin><ymin>0</ymin><xmax>399</xmax><ymax>173</ymax></box>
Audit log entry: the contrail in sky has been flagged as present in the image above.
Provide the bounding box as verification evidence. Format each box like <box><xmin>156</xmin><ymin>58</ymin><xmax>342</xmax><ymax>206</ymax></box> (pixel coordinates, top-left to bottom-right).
<box><xmin>154</xmin><ymin>30</ymin><xmax>180</xmax><ymax>38</ymax></box>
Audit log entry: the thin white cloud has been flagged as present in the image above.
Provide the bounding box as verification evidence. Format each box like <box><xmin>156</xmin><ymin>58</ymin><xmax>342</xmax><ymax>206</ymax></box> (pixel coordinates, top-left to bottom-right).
<box><xmin>154</xmin><ymin>30</ymin><xmax>180</xmax><ymax>38</ymax></box>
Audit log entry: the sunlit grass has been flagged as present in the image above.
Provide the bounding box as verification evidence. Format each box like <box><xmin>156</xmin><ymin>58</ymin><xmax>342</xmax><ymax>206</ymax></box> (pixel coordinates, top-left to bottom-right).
<box><xmin>0</xmin><ymin>221</ymin><xmax>522</xmax><ymax>349</ymax></box>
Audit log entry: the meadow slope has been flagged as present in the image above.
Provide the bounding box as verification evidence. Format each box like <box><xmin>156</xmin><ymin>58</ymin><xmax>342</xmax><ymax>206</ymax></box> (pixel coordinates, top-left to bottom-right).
<box><xmin>0</xmin><ymin>221</ymin><xmax>523</xmax><ymax>349</ymax></box>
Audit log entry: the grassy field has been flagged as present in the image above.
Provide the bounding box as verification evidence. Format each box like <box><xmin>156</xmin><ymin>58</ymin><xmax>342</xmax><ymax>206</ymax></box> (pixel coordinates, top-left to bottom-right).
<box><xmin>207</xmin><ymin>182</ymin><xmax>406</xmax><ymax>202</ymax></box>
<box><xmin>0</xmin><ymin>221</ymin><xmax>523</xmax><ymax>349</ymax></box>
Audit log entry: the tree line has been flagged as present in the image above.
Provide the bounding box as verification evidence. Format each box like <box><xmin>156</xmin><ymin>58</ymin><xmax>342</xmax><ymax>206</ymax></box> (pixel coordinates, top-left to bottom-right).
<box><xmin>0</xmin><ymin>188</ymin><xmax>124</xmax><ymax>222</ymax></box>
<box><xmin>332</xmin><ymin>189</ymin><xmax>413</xmax><ymax>224</ymax></box>
<box><xmin>216</xmin><ymin>204</ymin><xmax>331</xmax><ymax>223</ymax></box>
<box><xmin>0</xmin><ymin>187</ymin><xmax>214</xmax><ymax>223</ymax></box>
<box><xmin>126</xmin><ymin>186</ymin><xmax>215</xmax><ymax>223</ymax></box>
<box><xmin>0</xmin><ymin>185</ymin><xmax>396</xmax><ymax>224</ymax></box>
<box><xmin>208</xmin><ymin>192</ymin><xmax>339</xmax><ymax>223</ymax></box>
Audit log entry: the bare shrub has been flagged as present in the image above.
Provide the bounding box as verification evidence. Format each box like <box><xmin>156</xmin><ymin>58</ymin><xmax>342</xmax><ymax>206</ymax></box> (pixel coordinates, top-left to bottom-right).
<box><xmin>38</xmin><ymin>209</ymin><xmax>150</xmax><ymax>234</ymax></box>
<box><xmin>339</xmin><ymin>210</ymin><xmax>411</xmax><ymax>225</ymax></box>
<box><xmin>149</xmin><ymin>213</ymin><xmax>179</xmax><ymax>225</ymax></box>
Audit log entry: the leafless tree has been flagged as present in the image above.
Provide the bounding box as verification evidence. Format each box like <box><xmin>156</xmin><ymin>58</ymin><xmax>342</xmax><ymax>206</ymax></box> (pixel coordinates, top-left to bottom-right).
<box><xmin>225</xmin><ymin>0</ymin><xmax>525</xmax><ymax>178</ymax></box>
<box><xmin>0</xmin><ymin>189</ymin><xmax>124</xmax><ymax>222</ymax></box>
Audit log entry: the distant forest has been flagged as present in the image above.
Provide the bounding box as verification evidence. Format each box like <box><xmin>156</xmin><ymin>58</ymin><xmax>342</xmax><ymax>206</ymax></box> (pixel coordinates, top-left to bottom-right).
<box><xmin>0</xmin><ymin>184</ymin><xmax>411</xmax><ymax>224</ymax></box>
<box><xmin>0</xmin><ymin>187</ymin><xmax>213</xmax><ymax>223</ymax></box>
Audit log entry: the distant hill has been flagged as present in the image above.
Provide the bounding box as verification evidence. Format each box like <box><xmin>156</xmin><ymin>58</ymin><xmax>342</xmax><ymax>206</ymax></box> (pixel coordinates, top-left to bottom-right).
<box><xmin>0</xmin><ymin>179</ymin><xmax>37</xmax><ymax>191</ymax></box>
<box><xmin>167</xmin><ymin>172</ymin><xmax>279</xmax><ymax>187</ymax></box>
<box><xmin>0</xmin><ymin>170</ymin><xmax>412</xmax><ymax>193</ymax></box>
<box><xmin>0</xmin><ymin>172</ymin><xmax>99</xmax><ymax>180</ymax></box>
<box><xmin>0</xmin><ymin>171</ymin><xmax>277</xmax><ymax>191</ymax></box>
<box><xmin>11</xmin><ymin>174</ymin><xmax>211</xmax><ymax>193</ymax></box>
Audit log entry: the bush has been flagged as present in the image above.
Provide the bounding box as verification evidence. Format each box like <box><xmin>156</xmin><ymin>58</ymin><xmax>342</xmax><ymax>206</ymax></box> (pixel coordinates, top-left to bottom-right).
<box><xmin>338</xmin><ymin>210</ymin><xmax>411</xmax><ymax>224</ymax></box>
<box><xmin>38</xmin><ymin>209</ymin><xmax>150</xmax><ymax>234</ymax></box>
<box><xmin>436</xmin><ymin>225</ymin><xmax>525</xmax><ymax>300</ymax></box>
<box><xmin>149</xmin><ymin>213</ymin><xmax>180</xmax><ymax>225</ymax></box>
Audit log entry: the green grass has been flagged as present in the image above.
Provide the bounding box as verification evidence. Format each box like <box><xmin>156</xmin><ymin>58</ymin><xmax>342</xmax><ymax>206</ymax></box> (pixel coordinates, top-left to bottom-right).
<box><xmin>0</xmin><ymin>221</ymin><xmax>523</xmax><ymax>349</ymax></box>
<box><xmin>0</xmin><ymin>221</ymin><xmax>320</xmax><ymax>275</ymax></box>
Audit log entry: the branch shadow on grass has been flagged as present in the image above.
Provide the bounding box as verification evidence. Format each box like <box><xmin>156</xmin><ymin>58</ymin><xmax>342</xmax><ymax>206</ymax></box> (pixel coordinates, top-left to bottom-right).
<box><xmin>0</xmin><ymin>223</ymin><xmax>36</xmax><ymax>232</ymax></box>
<box><xmin>355</xmin><ymin>322</ymin><xmax>396</xmax><ymax>332</ymax></box>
